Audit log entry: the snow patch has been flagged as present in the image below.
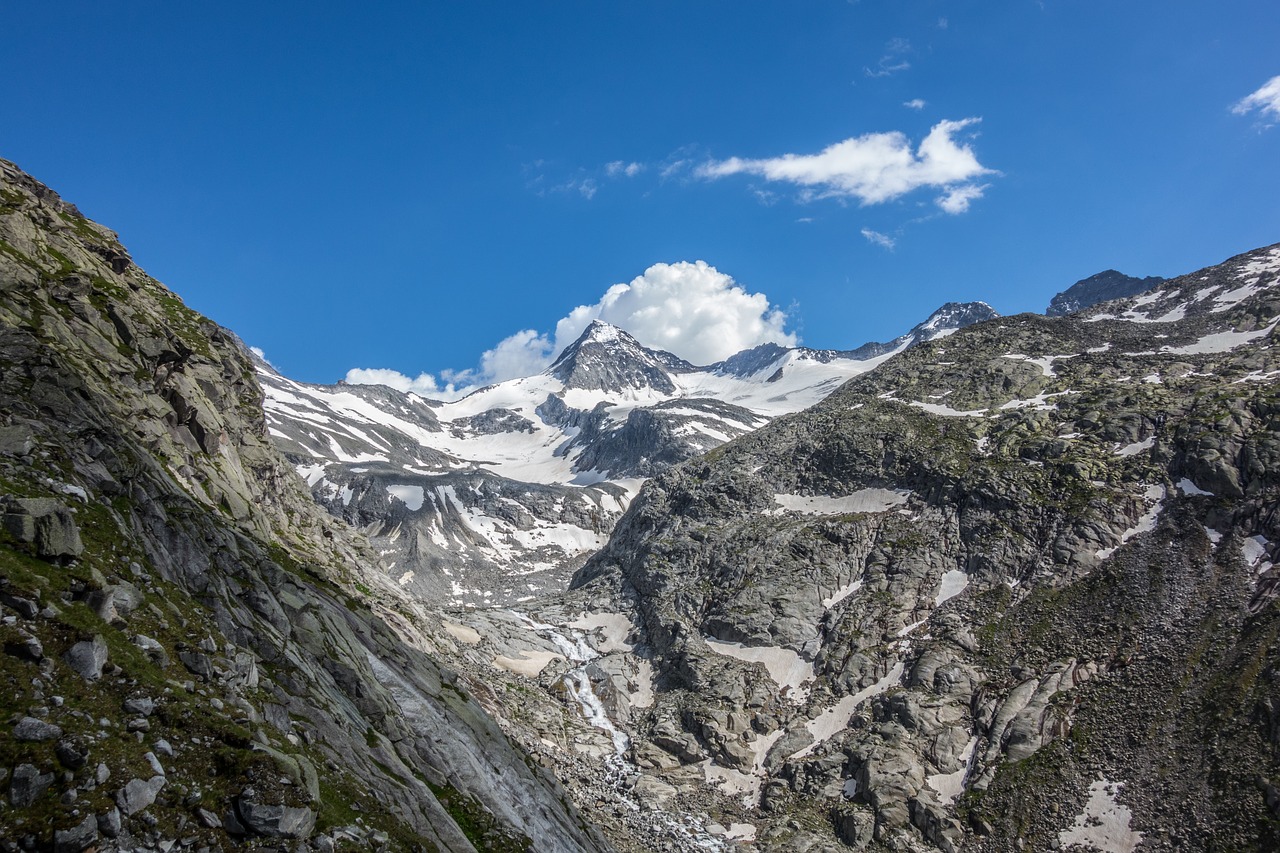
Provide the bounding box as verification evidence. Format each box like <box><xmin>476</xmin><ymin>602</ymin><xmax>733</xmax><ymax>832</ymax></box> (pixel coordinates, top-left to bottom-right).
<box><xmin>823</xmin><ymin>578</ymin><xmax>864</xmax><ymax>609</ymax></box>
<box><xmin>493</xmin><ymin>650</ymin><xmax>563</xmax><ymax>677</ymax></box>
<box><xmin>385</xmin><ymin>484</ymin><xmax>425</xmax><ymax>511</ymax></box>
<box><xmin>1057</xmin><ymin>778</ymin><xmax>1144</xmax><ymax>852</ymax></box>
<box><xmin>441</xmin><ymin>621</ymin><xmax>481</xmax><ymax>645</ymax></box>
<box><xmin>1113</xmin><ymin>437</ymin><xmax>1154</xmax><ymax>457</ymax></box>
<box><xmin>1159</xmin><ymin>318</ymin><xmax>1278</xmax><ymax>355</ymax></box>
<box><xmin>926</xmin><ymin>736</ymin><xmax>976</xmax><ymax>806</ymax></box>
<box><xmin>1176</xmin><ymin>478</ymin><xmax>1213</xmax><ymax>496</ymax></box>
<box><xmin>704</xmin><ymin>639</ymin><xmax>814</xmax><ymax>704</ymax></box>
<box><xmin>935</xmin><ymin>570</ymin><xmax>969</xmax><ymax>607</ymax></box>
<box><xmin>772</xmin><ymin>489</ymin><xmax>909</xmax><ymax>515</ymax></box>
<box><xmin>1096</xmin><ymin>485</ymin><xmax>1165</xmax><ymax>559</ymax></box>
<box><xmin>791</xmin><ymin>662</ymin><xmax>906</xmax><ymax>760</ymax></box>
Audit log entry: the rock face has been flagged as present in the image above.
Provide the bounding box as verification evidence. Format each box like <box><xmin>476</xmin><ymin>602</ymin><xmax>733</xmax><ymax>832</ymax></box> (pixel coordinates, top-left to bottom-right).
<box><xmin>0</xmin><ymin>158</ymin><xmax>605</xmax><ymax>852</ymax></box>
<box><xmin>1046</xmin><ymin>269</ymin><xmax>1165</xmax><ymax>316</ymax></box>
<box><xmin>566</xmin><ymin>242</ymin><xmax>1280</xmax><ymax>850</ymax></box>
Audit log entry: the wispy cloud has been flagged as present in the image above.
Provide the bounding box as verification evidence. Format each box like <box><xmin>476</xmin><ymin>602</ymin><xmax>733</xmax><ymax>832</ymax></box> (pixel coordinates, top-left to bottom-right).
<box><xmin>866</xmin><ymin>37</ymin><xmax>912</xmax><ymax>78</ymax></box>
<box><xmin>903</xmin><ymin>98</ymin><xmax>926</xmax><ymax>110</ymax></box>
<box><xmin>861</xmin><ymin>228</ymin><xmax>896</xmax><ymax>249</ymax></box>
<box><xmin>1232</xmin><ymin>75</ymin><xmax>1280</xmax><ymax>126</ymax></box>
<box><xmin>696</xmin><ymin>118</ymin><xmax>994</xmax><ymax>213</ymax></box>
<box><xmin>936</xmin><ymin>183</ymin><xmax>988</xmax><ymax>214</ymax></box>
<box><xmin>605</xmin><ymin>160</ymin><xmax>644</xmax><ymax>178</ymax></box>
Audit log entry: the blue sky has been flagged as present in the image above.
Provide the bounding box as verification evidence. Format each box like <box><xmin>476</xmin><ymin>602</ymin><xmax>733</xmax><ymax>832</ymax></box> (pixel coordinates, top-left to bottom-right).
<box><xmin>4</xmin><ymin>2</ymin><xmax>1279</xmax><ymax>393</ymax></box>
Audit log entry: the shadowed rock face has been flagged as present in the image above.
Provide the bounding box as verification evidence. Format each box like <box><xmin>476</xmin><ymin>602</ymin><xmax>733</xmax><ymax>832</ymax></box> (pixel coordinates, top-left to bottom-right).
<box><xmin>568</xmin><ymin>242</ymin><xmax>1280</xmax><ymax>850</ymax></box>
<box><xmin>1046</xmin><ymin>269</ymin><xmax>1165</xmax><ymax>316</ymax></box>
<box><xmin>0</xmin><ymin>157</ymin><xmax>608</xmax><ymax>853</ymax></box>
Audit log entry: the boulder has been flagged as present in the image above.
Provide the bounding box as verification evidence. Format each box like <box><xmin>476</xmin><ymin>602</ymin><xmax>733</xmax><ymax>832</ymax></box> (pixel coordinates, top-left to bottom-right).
<box><xmin>115</xmin><ymin>775</ymin><xmax>166</xmax><ymax>815</ymax></box>
<box><xmin>1</xmin><ymin>497</ymin><xmax>83</xmax><ymax>559</ymax></box>
<box><xmin>8</xmin><ymin>763</ymin><xmax>54</xmax><ymax>807</ymax></box>
<box><xmin>64</xmin><ymin>634</ymin><xmax>108</xmax><ymax>681</ymax></box>
<box><xmin>13</xmin><ymin>716</ymin><xmax>62</xmax><ymax>741</ymax></box>
<box><xmin>53</xmin><ymin>814</ymin><xmax>98</xmax><ymax>853</ymax></box>
<box><xmin>236</xmin><ymin>797</ymin><xmax>317</xmax><ymax>838</ymax></box>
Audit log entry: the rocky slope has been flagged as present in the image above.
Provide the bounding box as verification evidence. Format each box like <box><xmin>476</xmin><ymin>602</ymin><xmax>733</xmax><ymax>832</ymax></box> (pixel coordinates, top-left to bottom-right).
<box><xmin>0</xmin><ymin>158</ymin><xmax>609</xmax><ymax>852</ymax></box>
<box><xmin>261</xmin><ymin>309</ymin><xmax>996</xmax><ymax>608</ymax></box>
<box><xmin>560</xmin><ymin>242</ymin><xmax>1280</xmax><ymax>850</ymax></box>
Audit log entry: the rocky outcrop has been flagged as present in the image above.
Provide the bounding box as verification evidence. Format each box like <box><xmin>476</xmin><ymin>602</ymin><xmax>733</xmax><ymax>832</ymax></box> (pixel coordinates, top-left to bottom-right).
<box><xmin>0</xmin><ymin>157</ymin><xmax>606</xmax><ymax>852</ymax></box>
<box><xmin>568</xmin><ymin>242</ymin><xmax>1280</xmax><ymax>850</ymax></box>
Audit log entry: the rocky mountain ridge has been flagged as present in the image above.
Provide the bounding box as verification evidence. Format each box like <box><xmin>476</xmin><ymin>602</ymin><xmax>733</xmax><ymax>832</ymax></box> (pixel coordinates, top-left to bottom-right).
<box><xmin>259</xmin><ymin>304</ymin><xmax>997</xmax><ymax>608</ymax></box>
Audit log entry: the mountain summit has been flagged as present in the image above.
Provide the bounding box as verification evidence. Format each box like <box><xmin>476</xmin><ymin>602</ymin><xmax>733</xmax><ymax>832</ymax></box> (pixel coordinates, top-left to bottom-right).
<box><xmin>548</xmin><ymin>320</ymin><xmax>695</xmax><ymax>393</ymax></box>
<box><xmin>1046</xmin><ymin>269</ymin><xmax>1165</xmax><ymax>316</ymax></box>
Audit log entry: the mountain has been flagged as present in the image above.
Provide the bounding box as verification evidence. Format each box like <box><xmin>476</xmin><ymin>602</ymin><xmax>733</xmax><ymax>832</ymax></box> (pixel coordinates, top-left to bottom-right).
<box><xmin>260</xmin><ymin>305</ymin><xmax>997</xmax><ymax>607</ymax></box>
<box><xmin>0</xmin><ymin>158</ymin><xmax>607</xmax><ymax>852</ymax></box>
<box><xmin>550</xmin><ymin>241</ymin><xmax>1280</xmax><ymax>850</ymax></box>
<box><xmin>1045</xmin><ymin>269</ymin><xmax>1165</xmax><ymax>316</ymax></box>
<box><xmin>549</xmin><ymin>320</ymin><xmax>696</xmax><ymax>394</ymax></box>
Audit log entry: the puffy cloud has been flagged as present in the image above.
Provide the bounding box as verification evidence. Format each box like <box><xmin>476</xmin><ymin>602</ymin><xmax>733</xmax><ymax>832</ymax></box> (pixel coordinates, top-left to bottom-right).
<box><xmin>344</xmin><ymin>262</ymin><xmax>797</xmax><ymax>397</ymax></box>
<box><xmin>1232</xmin><ymin>75</ymin><xmax>1280</xmax><ymax>124</ymax></box>
<box><xmin>861</xmin><ymin>228</ymin><xmax>896</xmax><ymax>249</ymax></box>
<box><xmin>903</xmin><ymin>98</ymin><xmax>927</xmax><ymax>110</ymax></box>
<box><xmin>551</xmin><ymin>261</ymin><xmax>796</xmax><ymax>366</ymax></box>
<box><xmin>696</xmin><ymin>118</ymin><xmax>993</xmax><ymax>213</ymax></box>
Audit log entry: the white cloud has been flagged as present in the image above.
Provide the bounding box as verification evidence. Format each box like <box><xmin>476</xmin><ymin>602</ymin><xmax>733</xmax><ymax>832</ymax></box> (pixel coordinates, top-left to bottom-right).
<box><xmin>549</xmin><ymin>261</ymin><xmax>796</xmax><ymax>366</ymax></box>
<box><xmin>936</xmin><ymin>183</ymin><xmax>988</xmax><ymax>214</ymax></box>
<box><xmin>343</xmin><ymin>367</ymin><xmax>470</xmax><ymax>400</ymax></box>
<box><xmin>1232</xmin><ymin>75</ymin><xmax>1280</xmax><ymax>124</ymax></box>
<box><xmin>903</xmin><ymin>98</ymin><xmax>927</xmax><ymax>110</ymax></box>
<box><xmin>605</xmin><ymin>160</ymin><xmax>644</xmax><ymax>178</ymax></box>
<box><xmin>697</xmin><ymin>118</ymin><xmax>993</xmax><ymax>213</ymax></box>
<box><xmin>344</xmin><ymin>262</ymin><xmax>797</xmax><ymax>397</ymax></box>
<box><xmin>861</xmin><ymin>228</ymin><xmax>896</xmax><ymax>249</ymax></box>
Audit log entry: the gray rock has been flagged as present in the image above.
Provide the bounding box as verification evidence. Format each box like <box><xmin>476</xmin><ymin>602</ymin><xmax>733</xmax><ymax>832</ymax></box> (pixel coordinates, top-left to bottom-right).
<box><xmin>123</xmin><ymin>696</ymin><xmax>156</xmax><ymax>716</ymax></box>
<box><xmin>64</xmin><ymin>634</ymin><xmax>108</xmax><ymax>681</ymax></box>
<box><xmin>0</xmin><ymin>592</ymin><xmax>39</xmax><ymax>619</ymax></box>
<box><xmin>54</xmin><ymin>737</ymin><xmax>89</xmax><ymax>769</ymax></box>
<box><xmin>0</xmin><ymin>424</ymin><xmax>36</xmax><ymax>456</ymax></box>
<box><xmin>13</xmin><ymin>716</ymin><xmax>62</xmax><ymax>741</ymax></box>
<box><xmin>236</xmin><ymin>798</ymin><xmax>317</xmax><ymax>838</ymax></box>
<box><xmin>196</xmin><ymin>807</ymin><xmax>222</xmax><ymax>829</ymax></box>
<box><xmin>53</xmin><ymin>814</ymin><xmax>98</xmax><ymax>853</ymax></box>
<box><xmin>8</xmin><ymin>763</ymin><xmax>54</xmax><ymax>807</ymax></box>
<box><xmin>97</xmin><ymin>807</ymin><xmax>122</xmax><ymax>838</ymax></box>
<box><xmin>1</xmin><ymin>498</ymin><xmax>83</xmax><ymax>559</ymax></box>
<box><xmin>115</xmin><ymin>775</ymin><xmax>166</xmax><ymax>815</ymax></box>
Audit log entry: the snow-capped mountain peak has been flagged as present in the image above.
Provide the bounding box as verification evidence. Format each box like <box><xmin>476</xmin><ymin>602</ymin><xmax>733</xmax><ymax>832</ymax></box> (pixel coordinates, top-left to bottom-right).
<box><xmin>548</xmin><ymin>320</ymin><xmax>694</xmax><ymax>394</ymax></box>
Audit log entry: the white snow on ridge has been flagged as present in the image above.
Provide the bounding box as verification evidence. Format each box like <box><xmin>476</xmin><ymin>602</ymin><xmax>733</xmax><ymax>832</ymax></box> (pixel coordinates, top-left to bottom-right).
<box><xmin>772</xmin><ymin>489</ymin><xmax>909</xmax><ymax>515</ymax></box>
<box><xmin>1096</xmin><ymin>485</ymin><xmax>1166</xmax><ymax>559</ymax></box>
<box><xmin>1159</xmin><ymin>317</ymin><xmax>1279</xmax><ymax>356</ymax></box>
